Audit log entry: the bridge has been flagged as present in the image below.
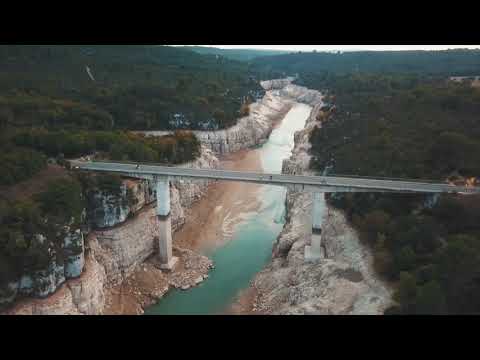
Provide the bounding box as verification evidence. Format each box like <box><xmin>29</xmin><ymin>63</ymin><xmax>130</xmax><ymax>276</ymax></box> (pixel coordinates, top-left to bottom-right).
<box><xmin>71</xmin><ymin>160</ymin><xmax>480</xmax><ymax>267</ymax></box>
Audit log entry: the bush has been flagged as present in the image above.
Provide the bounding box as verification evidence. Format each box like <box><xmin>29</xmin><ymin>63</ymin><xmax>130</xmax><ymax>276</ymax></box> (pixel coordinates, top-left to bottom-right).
<box><xmin>0</xmin><ymin>148</ymin><xmax>47</xmax><ymax>186</ymax></box>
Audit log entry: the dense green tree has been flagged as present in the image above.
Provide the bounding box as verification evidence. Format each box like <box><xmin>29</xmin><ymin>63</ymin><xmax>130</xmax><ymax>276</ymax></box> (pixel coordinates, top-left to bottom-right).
<box><xmin>415</xmin><ymin>281</ymin><xmax>447</xmax><ymax>314</ymax></box>
<box><xmin>394</xmin><ymin>272</ymin><xmax>418</xmax><ymax>310</ymax></box>
<box><xmin>36</xmin><ymin>178</ymin><xmax>85</xmax><ymax>224</ymax></box>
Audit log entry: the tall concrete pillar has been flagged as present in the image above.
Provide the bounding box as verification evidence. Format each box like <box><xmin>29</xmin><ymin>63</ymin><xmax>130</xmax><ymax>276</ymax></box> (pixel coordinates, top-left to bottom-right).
<box><xmin>312</xmin><ymin>192</ymin><xmax>323</xmax><ymax>235</ymax></box>
<box><xmin>156</xmin><ymin>179</ymin><xmax>178</xmax><ymax>270</ymax></box>
<box><xmin>305</xmin><ymin>192</ymin><xmax>324</xmax><ymax>262</ymax></box>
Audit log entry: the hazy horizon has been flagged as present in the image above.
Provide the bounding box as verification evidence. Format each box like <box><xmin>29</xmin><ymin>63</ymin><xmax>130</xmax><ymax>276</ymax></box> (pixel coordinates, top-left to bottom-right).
<box><xmin>178</xmin><ymin>45</ymin><xmax>480</xmax><ymax>52</ymax></box>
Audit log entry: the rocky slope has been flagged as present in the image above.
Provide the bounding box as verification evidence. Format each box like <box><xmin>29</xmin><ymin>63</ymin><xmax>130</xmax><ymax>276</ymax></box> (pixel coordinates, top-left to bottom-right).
<box><xmin>250</xmin><ymin>92</ymin><xmax>394</xmax><ymax>315</ymax></box>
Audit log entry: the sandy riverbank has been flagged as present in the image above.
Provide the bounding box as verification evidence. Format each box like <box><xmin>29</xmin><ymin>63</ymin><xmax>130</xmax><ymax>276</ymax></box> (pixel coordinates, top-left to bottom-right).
<box><xmin>174</xmin><ymin>149</ymin><xmax>264</xmax><ymax>252</ymax></box>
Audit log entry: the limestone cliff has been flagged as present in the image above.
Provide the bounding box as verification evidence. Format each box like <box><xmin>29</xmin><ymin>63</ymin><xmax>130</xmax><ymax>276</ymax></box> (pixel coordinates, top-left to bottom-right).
<box><xmin>260</xmin><ymin>77</ymin><xmax>296</xmax><ymax>90</ymax></box>
<box><xmin>137</xmin><ymin>81</ymin><xmax>323</xmax><ymax>156</ymax></box>
<box><xmin>3</xmin><ymin>251</ymin><xmax>106</xmax><ymax>315</ymax></box>
<box><xmin>251</xmin><ymin>90</ymin><xmax>394</xmax><ymax>315</ymax></box>
<box><xmin>1</xmin><ymin>224</ymin><xmax>87</xmax><ymax>307</ymax></box>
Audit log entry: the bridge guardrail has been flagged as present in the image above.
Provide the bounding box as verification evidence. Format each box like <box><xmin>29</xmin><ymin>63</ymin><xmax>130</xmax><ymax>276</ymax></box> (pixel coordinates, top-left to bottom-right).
<box><xmin>74</xmin><ymin>160</ymin><xmax>480</xmax><ymax>191</ymax></box>
<box><xmin>89</xmin><ymin>159</ymin><xmax>176</xmax><ymax>167</ymax></box>
<box><xmin>319</xmin><ymin>173</ymin><xmax>453</xmax><ymax>185</ymax></box>
<box><xmin>81</xmin><ymin>160</ymin><xmax>444</xmax><ymax>182</ymax></box>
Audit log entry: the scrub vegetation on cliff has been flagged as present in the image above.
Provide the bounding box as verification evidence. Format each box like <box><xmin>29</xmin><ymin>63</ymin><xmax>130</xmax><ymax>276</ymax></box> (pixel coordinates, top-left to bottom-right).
<box><xmin>0</xmin><ymin>177</ymin><xmax>84</xmax><ymax>284</ymax></box>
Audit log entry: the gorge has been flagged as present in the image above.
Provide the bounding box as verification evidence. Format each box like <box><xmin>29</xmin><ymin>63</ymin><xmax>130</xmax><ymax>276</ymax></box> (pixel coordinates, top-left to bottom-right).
<box><xmin>1</xmin><ymin>78</ymin><xmax>391</xmax><ymax>315</ymax></box>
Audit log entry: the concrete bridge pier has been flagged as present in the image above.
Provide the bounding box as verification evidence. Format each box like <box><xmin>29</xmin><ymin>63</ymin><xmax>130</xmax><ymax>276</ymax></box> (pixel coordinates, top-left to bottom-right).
<box><xmin>305</xmin><ymin>192</ymin><xmax>324</xmax><ymax>262</ymax></box>
<box><xmin>156</xmin><ymin>178</ymin><xmax>178</xmax><ymax>271</ymax></box>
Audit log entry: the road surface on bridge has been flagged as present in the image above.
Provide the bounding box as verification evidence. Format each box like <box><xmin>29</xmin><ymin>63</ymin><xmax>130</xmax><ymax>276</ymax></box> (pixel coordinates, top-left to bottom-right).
<box><xmin>70</xmin><ymin>160</ymin><xmax>480</xmax><ymax>194</ymax></box>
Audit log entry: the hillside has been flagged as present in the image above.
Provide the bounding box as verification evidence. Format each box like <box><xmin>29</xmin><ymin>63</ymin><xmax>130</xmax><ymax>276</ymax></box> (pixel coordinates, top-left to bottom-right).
<box><xmin>252</xmin><ymin>49</ymin><xmax>480</xmax><ymax>78</ymax></box>
<box><xmin>304</xmin><ymin>72</ymin><xmax>480</xmax><ymax>315</ymax></box>
<box><xmin>0</xmin><ymin>45</ymin><xmax>267</xmax><ymax>186</ymax></box>
<box><xmin>0</xmin><ymin>45</ymin><xmax>264</xmax><ymax>131</ymax></box>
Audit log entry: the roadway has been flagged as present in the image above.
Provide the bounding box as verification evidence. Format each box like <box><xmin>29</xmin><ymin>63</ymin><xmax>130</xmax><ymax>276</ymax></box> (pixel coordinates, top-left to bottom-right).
<box><xmin>69</xmin><ymin>160</ymin><xmax>480</xmax><ymax>194</ymax></box>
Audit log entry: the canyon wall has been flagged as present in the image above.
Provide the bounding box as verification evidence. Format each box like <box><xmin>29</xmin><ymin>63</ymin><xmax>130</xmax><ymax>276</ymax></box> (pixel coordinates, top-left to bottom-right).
<box><xmin>251</xmin><ymin>91</ymin><xmax>394</xmax><ymax>315</ymax></box>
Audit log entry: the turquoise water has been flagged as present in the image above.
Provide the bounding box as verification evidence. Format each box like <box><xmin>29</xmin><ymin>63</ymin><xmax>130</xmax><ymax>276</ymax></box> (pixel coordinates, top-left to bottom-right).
<box><xmin>145</xmin><ymin>104</ymin><xmax>312</xmax><ymax>315</ymax></box>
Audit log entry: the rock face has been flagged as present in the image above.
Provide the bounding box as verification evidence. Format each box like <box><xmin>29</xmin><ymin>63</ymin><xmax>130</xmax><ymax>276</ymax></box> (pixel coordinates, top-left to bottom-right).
<box><xmin>3</xmin><ymin>252</ymin><xmax>106</xmax><ymax>315</ymax></box>
<box><xmin>140</xmin><ymin>92</ymin><xmax>293</xmax><ymax>155</ymax></box>
<box><xmin>87</xmin><ymin>185</ymin><xmax>131</xmax><ymax>229</ymax></box>
<box><xmin>260</xmin><ymin>77</ymin><xmax>296</xmax><ymax>90</ymax></box>
<box><xmin>2</xmin><ymin>226</ymin><xmax>87</xmax><ymax>306</ymax></box>
<box><xmin>63</xmin><ymin>229</ymin><xmax>85</xmax><ymax>279</ymax></box>
<box><xmin>170</xmin><ymin>146</ymin><xmax>219</xmax><ymax>230</ymax></box>
<box><xmin>251</xmin><ymin>89</ymin><xmax>394</xmax><ymax>315</ymax></box>
<box><xmin>87</xmin><ymin>179</ymin><xmax>155</xmax><ymax>229</ymax></box>
<box><xmin>139</xmin><ymin>82</ymin><xmax>325</xmax><ymax>156</ymax></box>
<box><xmin>191</xmin><ymin>92</ymin><xmax>291</xmax><ymax>154</ymax></box>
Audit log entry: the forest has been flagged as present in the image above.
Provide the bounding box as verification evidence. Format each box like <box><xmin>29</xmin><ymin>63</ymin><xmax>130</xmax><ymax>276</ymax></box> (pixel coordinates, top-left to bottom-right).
<box><xmin>0</xmin><ymin>45</ymin><xmax>263</xmax><ymax>132</ymax></box>
<box><xmin>302</xmin><ymin>72</ymin><xmax>480</xmax><ymax>314</ymax></box>
<box><xmin>252</xmin><ymin>49</ymin><xmax>480</xmax><ymax>78</ymax></box>
<box><xmin>181</xmin><ymin>46</ymin><xmax>292</xmax><ymax>62</ymax></box>
<box><xmin>0</xmin><ymin>45</ymin><xmax>263</xmax><ymax>186</ymax></box>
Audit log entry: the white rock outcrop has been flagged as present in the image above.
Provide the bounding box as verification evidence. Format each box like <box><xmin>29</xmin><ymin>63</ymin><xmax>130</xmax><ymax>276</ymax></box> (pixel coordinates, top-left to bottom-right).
<box><xmin>3</xmin><ymin>252</ymin><xmax>106</xmax><ymax>315</ymax></box>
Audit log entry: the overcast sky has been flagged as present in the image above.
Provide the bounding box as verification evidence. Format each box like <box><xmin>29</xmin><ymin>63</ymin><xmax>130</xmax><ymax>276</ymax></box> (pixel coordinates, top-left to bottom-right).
<box><xmin>183</xmin><ymin>45</ymin><xmax>480</xmax><ymax>52</ymax></box>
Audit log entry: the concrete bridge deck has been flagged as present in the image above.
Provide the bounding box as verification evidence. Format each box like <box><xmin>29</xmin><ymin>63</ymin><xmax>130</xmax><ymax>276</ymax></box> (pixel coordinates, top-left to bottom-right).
<box><xmin>71</xmin><ymin>160</ymin><xmax>480</xmax><ymax>267</ymax></box>
<box><xmin>70</xmin><ymin>160</ymin><xmax>480</xmax><ymax>194</ymax></box>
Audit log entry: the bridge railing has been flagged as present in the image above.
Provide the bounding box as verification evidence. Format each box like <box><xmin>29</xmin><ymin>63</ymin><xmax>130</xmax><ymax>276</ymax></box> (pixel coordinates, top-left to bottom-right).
<box><xmin>316</xmin><ymin>172</ymin><xmax>450</xmax><ymax>185</ymax></box>
<box><xmin>75</xmin><ymin>159</ymin><xmax>477</xmax><ymax>189</ymax></box>
<box><xmin>89</xmin><ymin>159</ymin><xmax>177</xmax><ymax>168</ymax></box>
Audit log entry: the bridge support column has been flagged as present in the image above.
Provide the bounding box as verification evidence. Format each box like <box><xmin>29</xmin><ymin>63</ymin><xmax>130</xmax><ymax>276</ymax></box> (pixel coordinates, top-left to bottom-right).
<box><xmin>156</xmin><ymin>179</ymin><xmax>178</xmax><ymax>271</ymax></box>
<box><xmin>305</xmin><ymin>192</ymin><xmax>323</xmax><ymax>262</ymax></box>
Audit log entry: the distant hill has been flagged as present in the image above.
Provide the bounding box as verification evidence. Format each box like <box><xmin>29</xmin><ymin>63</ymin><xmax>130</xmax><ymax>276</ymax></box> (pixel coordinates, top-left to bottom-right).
<box><xmin>0</xmin><ymin>45</ymin><xmax>266</xmax><ymax>186</ymax></box>
<box><xmin>0</xmin><ymin>45</ymin><xmax>264</xmax><ymax>131</ymax></box>
<box><xmin>181</xmin><ymin>46</ymin><xmax>292</xmax><ymax>62</ymax></box>
<box><xmin>252</xmin><ymin>49</ymin><xmax>480</xmax><ymax>78</ymax></box>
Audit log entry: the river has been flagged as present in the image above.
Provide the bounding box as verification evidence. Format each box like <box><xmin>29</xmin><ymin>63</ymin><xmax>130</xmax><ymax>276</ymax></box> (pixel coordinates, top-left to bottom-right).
<box><xmin>145</xmin><ymin>103</ymin><xmax>313</xmax><ymax>315</ymax></box>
